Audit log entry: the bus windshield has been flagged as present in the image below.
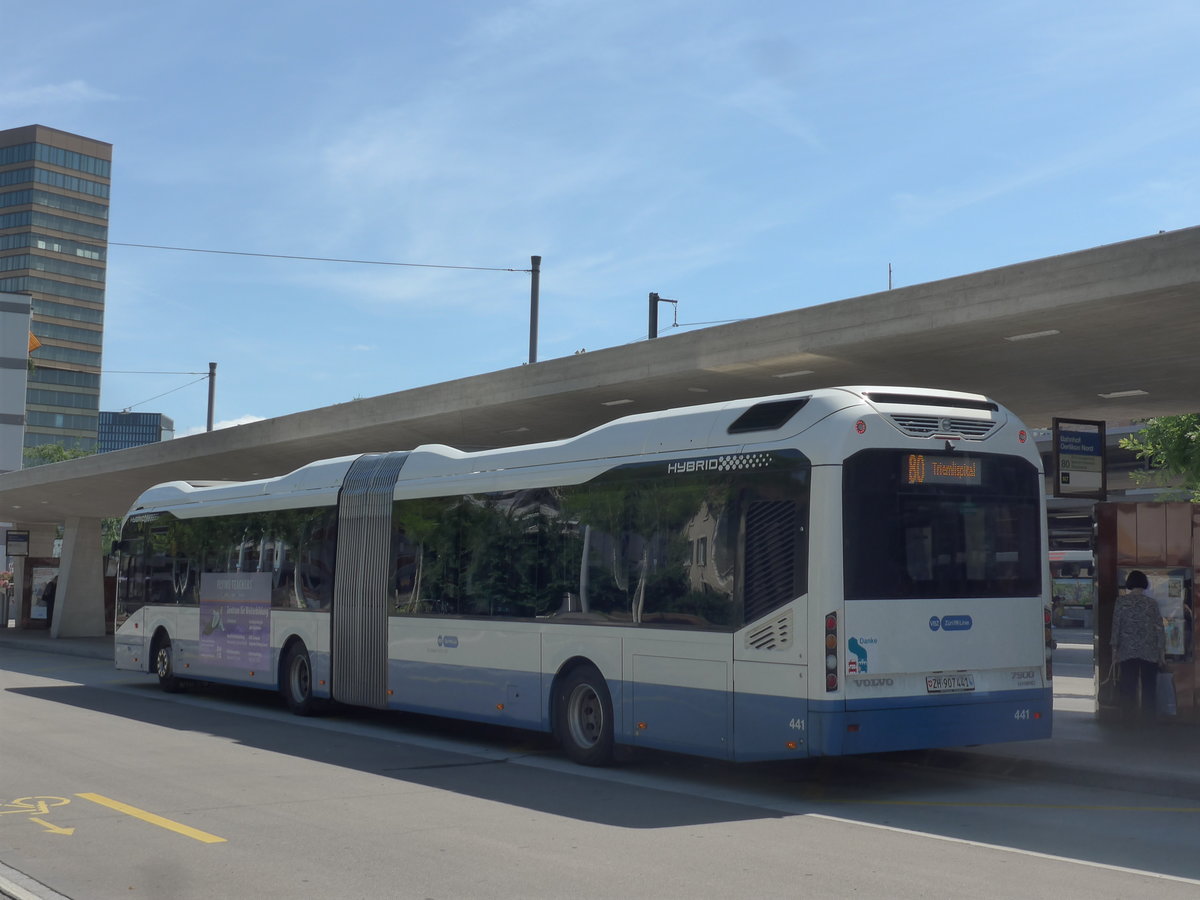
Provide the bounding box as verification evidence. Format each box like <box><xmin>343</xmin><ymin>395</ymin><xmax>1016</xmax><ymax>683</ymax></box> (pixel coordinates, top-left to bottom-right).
<box><xmin>842</xmin><ymin>448</ymin><xmax>1042</xmax><ymax>600</ymax></box>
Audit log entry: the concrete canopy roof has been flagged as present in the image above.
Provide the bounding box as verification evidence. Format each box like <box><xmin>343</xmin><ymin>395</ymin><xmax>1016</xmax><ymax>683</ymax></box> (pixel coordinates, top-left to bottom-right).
<box><xmin>5</xmin><ymin>226</ymin><xmax>1200</xmax><ymax>526</ymax></box>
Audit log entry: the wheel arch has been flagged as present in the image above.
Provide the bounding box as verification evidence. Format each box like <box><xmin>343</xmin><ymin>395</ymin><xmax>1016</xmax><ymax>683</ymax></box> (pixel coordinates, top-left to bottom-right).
<box><xmin>148</xmin><ymin>625</ymin><xmax>172</xmax><ymax>671</ymax></box>
<box><xmin>549</xmin><ymin>655</ymin><xmax>607</xmax><ymax>737</ymax></box>
<box><xmin>277</xmin><ymin>632</ymin><xmax>309</xmax><ymax>689</ymax></box>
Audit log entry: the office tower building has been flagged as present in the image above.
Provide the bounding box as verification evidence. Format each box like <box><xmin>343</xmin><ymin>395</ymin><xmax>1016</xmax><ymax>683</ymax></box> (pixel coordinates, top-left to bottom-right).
<box><xmin>97</xmin><ymin>410</ymin><xmax>174</xmax><ymax>452</ymax></box>
<box><xmin>0</xmin><ymin>124</ymin><xmax>111</xmax><ymax>453</ymax></box>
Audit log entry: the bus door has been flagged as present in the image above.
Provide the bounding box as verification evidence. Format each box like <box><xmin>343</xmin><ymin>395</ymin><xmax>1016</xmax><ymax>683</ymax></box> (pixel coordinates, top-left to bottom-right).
<box><xmin>331</xmin><ymin>452</ymin><xmax>409</xmax><ymax>708</ymax></box>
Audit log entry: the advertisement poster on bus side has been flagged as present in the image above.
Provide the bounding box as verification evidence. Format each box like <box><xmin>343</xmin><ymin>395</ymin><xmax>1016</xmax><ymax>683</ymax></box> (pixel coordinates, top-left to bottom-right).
<box><xmin>199</xmin><ymin>572</ymin><xmax>272</xmax><ymax>671</ymax></box>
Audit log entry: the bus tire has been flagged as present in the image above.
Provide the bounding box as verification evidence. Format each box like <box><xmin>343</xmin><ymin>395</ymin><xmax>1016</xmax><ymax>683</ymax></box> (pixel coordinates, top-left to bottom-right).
<box><xmin>153</xmin><ymin>633</ymin><xmax>184</xmax><ymax>694</ymax></box>
<box><xmin>281</xmin><ymin>642</ymin><xmax>316</xmax><ymax>716</ymax></box>
<box><xmin>555</xmin><ymin>665</ymin><xmax>615</xmax><ymax>766</ymax></box>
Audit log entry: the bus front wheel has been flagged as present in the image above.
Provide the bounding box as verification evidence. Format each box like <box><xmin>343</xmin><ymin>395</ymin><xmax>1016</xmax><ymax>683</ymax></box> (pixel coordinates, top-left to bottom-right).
<box><xmin>555</xmin><ymin>665</ymin><xmax>615</xmax><ymax>766</ymax></box>
<box><xmin>153</xmin><ymin>634</ymin><xmax>184</xmax><ymax>694</ymax></box>
<box><xmin>281</xmin><ymin>642</ymin><xmax>316</xmax><ymax>716</ymax></box>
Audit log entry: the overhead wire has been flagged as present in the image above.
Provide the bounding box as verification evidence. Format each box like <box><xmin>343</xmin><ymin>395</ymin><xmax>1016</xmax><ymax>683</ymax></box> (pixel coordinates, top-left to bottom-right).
<box><xmin>102</xmin><ymin>243</ymin><xmax>530</xmax><ymax>414</ymax></box>
<box><xmin>622</xmin><ymin>317</ymin><xmax>749</xmax><ymax>346</ymax></box>
<box><xmin>109</xmin><ymin>242</ymin><xmax>531</xmax><ymax>272</ymax></box>
<box><xmin>120</xmin><ymin>375</ymin><xmax>211</xmax><ymax>413</ymax></box>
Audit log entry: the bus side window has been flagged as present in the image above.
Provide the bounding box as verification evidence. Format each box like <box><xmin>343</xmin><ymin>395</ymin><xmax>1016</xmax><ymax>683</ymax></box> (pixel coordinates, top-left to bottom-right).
<box><xmin>296</xmin><ymin>512</ymin><xmax>336</xmax><ymax>610</ymax></box>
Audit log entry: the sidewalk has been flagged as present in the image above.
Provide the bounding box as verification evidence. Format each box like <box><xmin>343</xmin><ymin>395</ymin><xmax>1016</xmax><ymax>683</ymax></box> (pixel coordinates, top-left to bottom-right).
<box><xmin>0</xmin><ymin>626</ymin><xmax>114</xmax><ymax>660</ymax></box>
<box><xmin>1</xmin><ymin>626</ymin><xmax>1196</xmax><ymax>797</ymax></box>
<box><xmin>911</xmin><ymin>628</ymin><xmax>1200</xmax><ymax>800</ymax></box>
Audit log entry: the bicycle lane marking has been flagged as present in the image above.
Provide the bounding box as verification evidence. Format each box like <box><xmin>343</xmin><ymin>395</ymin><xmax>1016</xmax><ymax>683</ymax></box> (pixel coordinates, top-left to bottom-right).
<box><xmin>76</xmin><ymin>793</ymin><xmax>227</xmax><ymax>844</ymax></box>
<box><xmin>0</xmin><ymin>797</ymin><xmax>75</xmax><ymax>835</ymax></box>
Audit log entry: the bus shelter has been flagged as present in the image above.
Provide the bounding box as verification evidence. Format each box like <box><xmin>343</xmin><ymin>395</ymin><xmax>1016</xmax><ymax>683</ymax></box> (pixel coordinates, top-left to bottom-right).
<box><xmin>1095</xmin><ymin>502</ymin><xmax>1198</xmax><ymax>721</ymax></box>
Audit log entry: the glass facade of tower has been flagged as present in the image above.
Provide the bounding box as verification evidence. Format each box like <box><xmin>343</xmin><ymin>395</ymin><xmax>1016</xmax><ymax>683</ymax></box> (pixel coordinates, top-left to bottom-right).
<box><xmin>97</xmin><ymin>411</ymin><xmax>175</xmax><ymax>453</ymax></box>
<box><xmin>0</xmin><ymin>125</ymin><xmax>110</xmax><ymax>452</ymax></box>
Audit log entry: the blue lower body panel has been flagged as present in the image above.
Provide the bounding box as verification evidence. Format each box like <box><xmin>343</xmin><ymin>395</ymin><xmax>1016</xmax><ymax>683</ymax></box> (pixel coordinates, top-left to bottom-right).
<box><xmin>388</xmin><ymin>658</ymin><xmax>545</xmax><ymax>729</ymax></box>
<box><xmin>732</xmin><ymin>690</ymin><xmax>810</xmax><ymax>762</ymax></box>
<box><xmin>384</xmin><ymin>659</ymin><xmax>1050</xmax><ymax>762</ymax></box>
<box><xmin>808</xmin><ymin>688</ymin><xmax>1053</xmax><ymax>756</ymax></box>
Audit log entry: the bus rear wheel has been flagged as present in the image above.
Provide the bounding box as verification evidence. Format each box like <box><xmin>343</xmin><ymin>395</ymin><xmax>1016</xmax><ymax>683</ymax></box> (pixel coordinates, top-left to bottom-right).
<box><xmin>153</xmin><ymin>634</ymin><xmax>184</xmax><ymax>694</ymax></box>
<box><xmin>281</xmin><ymin>642</ymin><xmax>317</xmax><ymax>716</ymax></box>
<box><xmin>555</xmin><ymin>666</ymin><xmax>615</xmax><ymax>766</ymax></box>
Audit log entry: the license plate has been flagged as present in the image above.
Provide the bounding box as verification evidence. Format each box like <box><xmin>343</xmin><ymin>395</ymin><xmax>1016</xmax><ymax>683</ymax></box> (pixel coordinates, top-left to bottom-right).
<box><xmin>926</xmin><ymin>673</ymin><xmax>975</xmax><ymax>693</ymax></box>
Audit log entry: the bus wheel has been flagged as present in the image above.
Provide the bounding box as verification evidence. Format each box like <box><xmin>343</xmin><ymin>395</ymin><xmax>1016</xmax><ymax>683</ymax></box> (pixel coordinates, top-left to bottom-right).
<box><xmin>556</xmin><ymin>666</ymin><xmax>615</xmax><ymax>766</ymax></box>
<box><xmin>153</xmin><ymin>635</ymin><xmax>184</xmax><ymax>694</ymax></box>
<box><xmin>281</xmin><ymin>642</ymin><xmax>316</xmax><ymax>716</ymax></box>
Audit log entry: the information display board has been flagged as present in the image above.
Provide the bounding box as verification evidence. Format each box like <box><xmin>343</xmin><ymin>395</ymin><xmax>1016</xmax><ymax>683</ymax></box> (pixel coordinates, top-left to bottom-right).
<box><xmin>1053</xmin><ymin>418</ymin><xmax>1107</xmax><ymax>500</ymax></box>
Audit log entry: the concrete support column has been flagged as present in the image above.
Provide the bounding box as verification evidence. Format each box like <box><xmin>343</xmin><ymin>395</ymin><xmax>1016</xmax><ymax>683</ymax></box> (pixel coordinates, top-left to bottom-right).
<box><xmin>54</xmin><ymin>516</ymin><xmax>105</xmax><ymax>638</ymax></box>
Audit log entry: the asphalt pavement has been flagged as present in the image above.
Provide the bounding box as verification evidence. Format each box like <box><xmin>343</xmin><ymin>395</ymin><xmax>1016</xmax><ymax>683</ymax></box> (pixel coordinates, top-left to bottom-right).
<box><xmin>1</xmin><ymin>624</ymin><xmax>1195</xmax><ymax>798</ymax></box>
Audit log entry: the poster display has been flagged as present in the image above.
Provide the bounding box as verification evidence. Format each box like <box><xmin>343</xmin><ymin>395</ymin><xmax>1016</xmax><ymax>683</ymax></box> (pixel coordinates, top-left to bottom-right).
<box><xmin>29</xmin><ymin>566</ymin><xmax>57</xmax><ymax>620</ymax></box>
<box><xmin>199</xmin><ymin>572</ymin><xmax>272</xmax><ymax>672</ymax></box>
<box><xmin>1052</xmin><ymin>577</ymin><xmax>1095</xmax><ymax>607</ymax></box>
<box><xmin>1119</xmin><ymin>566</ymin><xmax>1191</xmax><ymax>659</ymax></box>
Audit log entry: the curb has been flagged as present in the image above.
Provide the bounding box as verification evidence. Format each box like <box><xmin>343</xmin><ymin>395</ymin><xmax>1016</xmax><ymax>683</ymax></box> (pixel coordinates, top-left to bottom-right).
<box><xmin>0</xmin><ymin>636</ymin><xmax>113</xmax><ymax>661</ymax></box>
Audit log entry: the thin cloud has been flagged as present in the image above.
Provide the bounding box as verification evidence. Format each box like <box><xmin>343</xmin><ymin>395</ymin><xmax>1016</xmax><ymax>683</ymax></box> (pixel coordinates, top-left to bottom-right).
<box><xmin>0</xmin><ymin>79</ymin><xmax>119</xmax><ymax>107</ymax></box>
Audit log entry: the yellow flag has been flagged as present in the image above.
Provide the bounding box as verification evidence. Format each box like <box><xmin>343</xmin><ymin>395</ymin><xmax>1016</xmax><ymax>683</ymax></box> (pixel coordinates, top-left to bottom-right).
<box><xmin>28</xmin><ymin>332</ymin><xmax>41</xmax><ymax>352</ymax></box>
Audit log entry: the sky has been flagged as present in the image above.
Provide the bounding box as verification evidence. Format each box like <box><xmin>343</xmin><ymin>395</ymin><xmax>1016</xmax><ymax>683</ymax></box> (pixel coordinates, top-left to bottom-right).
<box><xmin>4</xmin><ymin>0</ymin><xmax>1199</xmax><ymax>437</ymax></box>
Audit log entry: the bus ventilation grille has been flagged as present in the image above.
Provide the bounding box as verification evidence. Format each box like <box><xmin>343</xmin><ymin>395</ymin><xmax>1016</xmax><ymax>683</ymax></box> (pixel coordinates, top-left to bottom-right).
<box><xmin>887</xmin><ymin>415</ymin><xmax>997</xmax><ymax>439</ymax></box>
<box><xmin>745</xmin><ymin>611</ymin><xmax>793</xmax><ymax>651</ymax></box>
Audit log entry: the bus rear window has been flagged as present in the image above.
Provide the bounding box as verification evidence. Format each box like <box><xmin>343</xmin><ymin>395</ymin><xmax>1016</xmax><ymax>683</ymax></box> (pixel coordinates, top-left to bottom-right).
<box><xmin>843</xmin><ymin>449</ymin><xmax>1042</xmax><ymax>600</ymax></box>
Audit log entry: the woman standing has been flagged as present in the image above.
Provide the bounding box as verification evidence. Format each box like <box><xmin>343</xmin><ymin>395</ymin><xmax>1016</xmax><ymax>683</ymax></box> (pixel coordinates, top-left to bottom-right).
<box><xmin>1110</xmin><ymin>570</ymin><xmax>1166</xmax><ymax>723</ymax></box>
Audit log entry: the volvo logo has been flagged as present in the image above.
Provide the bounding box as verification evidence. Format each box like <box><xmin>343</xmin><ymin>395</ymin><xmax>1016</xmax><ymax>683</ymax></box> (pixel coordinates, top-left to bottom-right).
<box><xmin>853</xmin><ymin>677</ymin><xmax>895</xmax><ymax>688</ymax></box>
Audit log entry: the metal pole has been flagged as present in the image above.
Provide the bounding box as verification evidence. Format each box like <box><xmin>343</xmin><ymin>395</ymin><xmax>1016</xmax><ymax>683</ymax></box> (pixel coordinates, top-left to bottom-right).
<box><xmin>206</xmin><ymin>362</ymin><xmax>216</xmax><ymax>432</ymax></box>
<box><xmin>528</xmin><ymin>255</ymin><xmax>541</xmax><ymax>364</ymax></box>
<box><xmin>648</xmin><ymin>292</ymin><xmax>660</xmax><ymax>340</ymax></box>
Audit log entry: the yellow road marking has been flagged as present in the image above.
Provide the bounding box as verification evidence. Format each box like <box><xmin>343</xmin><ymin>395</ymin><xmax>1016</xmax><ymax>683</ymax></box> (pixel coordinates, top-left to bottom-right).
<box><xmin>76</xmin><ymin>793</ymin><xmax>227</xmax><ymax>843</ymax></box>
<box><xmin>1</xmin><ymin>797</ymin><xmax>70</xmax><ymax>815</ymax></box>
<box><xmin>28</xmin><ymin>816</ymin><xmax>74</xmax><ymax>836</ymax></box>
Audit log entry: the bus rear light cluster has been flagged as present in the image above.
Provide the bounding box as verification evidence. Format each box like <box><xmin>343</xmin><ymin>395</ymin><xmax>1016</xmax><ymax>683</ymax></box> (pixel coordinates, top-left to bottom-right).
<box><xmin>825</xmin><ymin>612</ymin><xmax>838</xmax><ymax>691</ymax></box>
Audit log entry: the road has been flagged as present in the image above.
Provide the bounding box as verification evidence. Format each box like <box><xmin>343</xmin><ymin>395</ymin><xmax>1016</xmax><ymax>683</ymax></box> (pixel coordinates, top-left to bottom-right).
<box><xmin>1</xmin><ymin>643</ymin><xmax>1197</xmax><ymax>900</ymax></box>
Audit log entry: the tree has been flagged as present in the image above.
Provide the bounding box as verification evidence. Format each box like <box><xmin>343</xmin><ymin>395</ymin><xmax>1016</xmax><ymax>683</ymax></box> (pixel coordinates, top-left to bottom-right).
<box><xmin>1118</xmin><ymin>414</ymin><xmax>1200</xmax><ymax>500</ymax></box>
<box><xmin>22</xmin><ymin>444</ymin><xmax>93</xmax><ymax>467</ymax></box>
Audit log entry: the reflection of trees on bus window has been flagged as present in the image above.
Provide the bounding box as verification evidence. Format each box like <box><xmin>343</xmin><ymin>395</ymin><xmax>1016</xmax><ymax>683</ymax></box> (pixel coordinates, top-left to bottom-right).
<box><xmin>389</xmin><ymin>452</ymin><xmax>810</xmax><ymax>631</ymax></box>
<box><xmin>288</xmin><ymin>509</ymin><xmax>336</xmax><ymax>609</ymax></box>
<box><xmin>118</xmin><ymin>453</ymin><xmax>812</xmax><ymax>633</ymax></box>
<box><xmin>115</xmin><ymin>507</ymin><xmax>337</xmax><ymax>612</ymax></box>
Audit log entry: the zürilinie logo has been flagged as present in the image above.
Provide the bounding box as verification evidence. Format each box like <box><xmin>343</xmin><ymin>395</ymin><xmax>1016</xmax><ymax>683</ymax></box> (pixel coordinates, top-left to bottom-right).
<box><xmin>667</xmin><ymin>453</ymin><xmax>771</xmax><ymax>475</ymax></box>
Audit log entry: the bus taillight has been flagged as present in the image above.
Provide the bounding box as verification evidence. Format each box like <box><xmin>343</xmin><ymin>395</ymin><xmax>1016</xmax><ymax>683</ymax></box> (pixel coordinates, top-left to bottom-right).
<box><xmin>825</xmin><ymin>612</ymin><xmax>838</xmax><ymax>691</ymax></box>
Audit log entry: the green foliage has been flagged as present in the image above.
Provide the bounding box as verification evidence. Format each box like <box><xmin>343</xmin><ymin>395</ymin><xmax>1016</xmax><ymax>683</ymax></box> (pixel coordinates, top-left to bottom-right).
<box><xmin>22</xmin><ymin>443</ymin><xmax>93</xmax><ymax>467</ymax></box>
<box><xmin>102</xmin><ymin>517</ymin><xmax>122</xmax><ymax>551</ymax></box>
<box><xmin>1119</xmin><ymin>414</ymin><xmax>1200</xmax><ymax>500</ymax></box>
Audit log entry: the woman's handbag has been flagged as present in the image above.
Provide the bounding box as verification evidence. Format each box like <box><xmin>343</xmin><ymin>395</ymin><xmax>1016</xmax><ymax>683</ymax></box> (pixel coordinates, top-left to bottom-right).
<box><xmin>1098</xmin><ymin>661</ymin><xmax>1119</xmax><ymax>707</ymax></box>
<box><xmin>1157</xmin><ymin>670</ymin><xmax>1177</xmax><ymax>717</ymax></box>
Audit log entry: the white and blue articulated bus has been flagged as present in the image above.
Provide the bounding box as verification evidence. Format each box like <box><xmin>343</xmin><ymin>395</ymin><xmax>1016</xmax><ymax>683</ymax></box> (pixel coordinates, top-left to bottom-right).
<box><xmin>113</xmin><ymin>386</ymin><xmax>1052</xmax><ymax>765</ymax></box>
